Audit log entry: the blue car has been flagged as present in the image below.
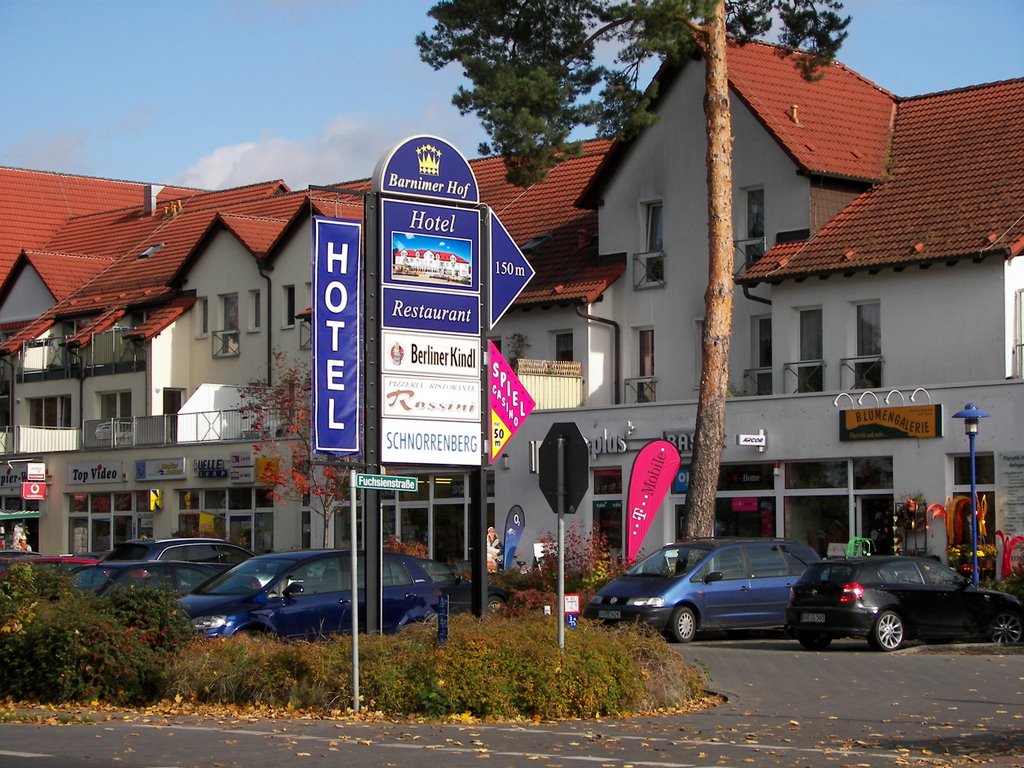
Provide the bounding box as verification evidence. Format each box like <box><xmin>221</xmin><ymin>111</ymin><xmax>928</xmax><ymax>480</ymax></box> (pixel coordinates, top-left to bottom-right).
<box><xmin>180</xmin><ymin>550</ymin><xmax>440</xmax><ymax>639</ymax></box>
<box><xmin>583</xmin><ymin>538</ymin><xmax>820</xmax><ymax>643</ymax></box>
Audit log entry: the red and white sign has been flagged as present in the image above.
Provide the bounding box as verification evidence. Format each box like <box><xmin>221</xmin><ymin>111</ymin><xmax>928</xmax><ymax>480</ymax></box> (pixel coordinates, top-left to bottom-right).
<box><xmin>26</xmin><ymin>462</ymin><xmax>46</xmax><ymax>481</ymax></box>
<box><xmin>22</xmin><ymin>481</ymin><xmax>46</xmax><ymax>500</ymax></box>
<box><xmin>564</xmin><ymin>594</ymin><xmax>581</xmax><ymax>615</ymax></box>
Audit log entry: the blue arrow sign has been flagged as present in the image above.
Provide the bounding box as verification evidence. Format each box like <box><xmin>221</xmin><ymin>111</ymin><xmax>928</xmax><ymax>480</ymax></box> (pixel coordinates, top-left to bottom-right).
<box><xmin>490</xmin><ymin>211</ymin><xmax>535</xmax><ymax>328</ymax></box>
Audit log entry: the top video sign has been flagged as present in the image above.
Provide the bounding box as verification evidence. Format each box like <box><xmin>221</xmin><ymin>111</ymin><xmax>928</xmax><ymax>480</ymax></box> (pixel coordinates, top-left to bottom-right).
<box><xmin>372</xmin><ymin>135</ymin><xmax>479</xmax><ymax>204</ymax></box>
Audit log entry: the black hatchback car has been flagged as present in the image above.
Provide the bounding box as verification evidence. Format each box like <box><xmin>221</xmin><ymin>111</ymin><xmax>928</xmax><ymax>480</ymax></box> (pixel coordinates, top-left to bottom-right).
<box><xmin>101</xmin><ymin>538</ymin><xmax>253</xmax><ymax>568</ymax></box>
<box><xmin>788</xmin><ymin>556</ymin><xmax>1024</xmax><ymax>652</ymax></box>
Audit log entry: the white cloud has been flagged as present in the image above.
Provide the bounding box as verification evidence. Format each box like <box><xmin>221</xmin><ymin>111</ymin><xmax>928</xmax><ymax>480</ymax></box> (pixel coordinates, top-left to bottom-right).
<box><xmin>173</xmin><ymin>112</ymin><xmax>489</xmax><ymax>192</ymax></box>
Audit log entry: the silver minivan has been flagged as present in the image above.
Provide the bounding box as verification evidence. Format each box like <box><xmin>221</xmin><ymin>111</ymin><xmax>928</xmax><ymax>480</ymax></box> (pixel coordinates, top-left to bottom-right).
<box><xmin>583</xmin><ymin>538</ymin><xmax>820</xmax><ymax>642</ymax></box>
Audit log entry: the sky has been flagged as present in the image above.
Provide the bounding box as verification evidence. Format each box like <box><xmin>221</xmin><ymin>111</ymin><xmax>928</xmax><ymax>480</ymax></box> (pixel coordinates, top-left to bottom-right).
<box><xmin>1</xmin><ymin>0</ymin><xmax>1020</xmax><ymax>191</ymax></box>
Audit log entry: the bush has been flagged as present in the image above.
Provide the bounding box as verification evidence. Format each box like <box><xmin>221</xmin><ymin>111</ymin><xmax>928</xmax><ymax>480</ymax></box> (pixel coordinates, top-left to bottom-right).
<box><xmin>166</xmin><ymin>614</ymin><xmax>706</xmax><ymax>719</ymax></box>
<box><xmin>0</xmin><ymin>565</ymin><xmax>195</xmax><ymax>706</ymax></box>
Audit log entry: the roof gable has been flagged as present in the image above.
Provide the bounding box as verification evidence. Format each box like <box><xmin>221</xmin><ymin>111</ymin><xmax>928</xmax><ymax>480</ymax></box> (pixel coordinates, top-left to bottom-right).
<box><xmin>739</xmin><ymin>78</ymin><xmax>1024</xmax><ymax>284</ymax></box>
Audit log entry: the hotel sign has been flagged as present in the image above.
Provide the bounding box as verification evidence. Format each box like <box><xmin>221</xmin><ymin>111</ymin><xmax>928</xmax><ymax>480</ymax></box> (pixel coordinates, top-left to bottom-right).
<box><xmin>839</xmin><ymin>404</ymin><xmax>943</xmax><ymax>441</ymax></box>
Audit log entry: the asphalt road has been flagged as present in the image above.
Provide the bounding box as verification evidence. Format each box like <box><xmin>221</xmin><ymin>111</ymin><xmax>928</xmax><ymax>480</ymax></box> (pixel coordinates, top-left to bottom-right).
<box><xmin>0</xmin><ymin>635</ymin><xmax>1021</xmax><ymax>768</ymax></box>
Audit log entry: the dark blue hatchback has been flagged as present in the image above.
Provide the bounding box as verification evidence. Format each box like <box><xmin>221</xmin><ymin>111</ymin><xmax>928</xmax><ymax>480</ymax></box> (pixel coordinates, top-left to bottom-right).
<box><xmin>180</xmin><ymin>550</ymin><xmax>440</xmax><ymax>639</ymax></box>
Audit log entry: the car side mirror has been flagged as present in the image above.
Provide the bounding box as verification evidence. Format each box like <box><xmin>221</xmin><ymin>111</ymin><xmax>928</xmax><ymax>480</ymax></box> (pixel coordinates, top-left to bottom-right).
<box><xmin>283</xmin><ymin>582</ymin><xmax>305</xmax><ymax>598</ymax></box>
<box><xmin>704</xmin><ymin>571</ymin><xmax>724</xmax><ymax>584</ymax></box>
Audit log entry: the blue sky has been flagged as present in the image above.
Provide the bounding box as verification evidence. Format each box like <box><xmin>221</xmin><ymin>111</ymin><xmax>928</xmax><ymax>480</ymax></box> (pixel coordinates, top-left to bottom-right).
<box><xmin>1</xmin><ymin>0</ymin><xmax>1020</xmax><ymax>191</ymax></box>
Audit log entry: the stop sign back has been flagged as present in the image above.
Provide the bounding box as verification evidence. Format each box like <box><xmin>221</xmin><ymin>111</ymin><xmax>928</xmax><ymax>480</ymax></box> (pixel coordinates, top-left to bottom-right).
<box><xmin>538</xmin><ymin>422</ymin><xmax>589</xmax><ymax>513</ymax></box>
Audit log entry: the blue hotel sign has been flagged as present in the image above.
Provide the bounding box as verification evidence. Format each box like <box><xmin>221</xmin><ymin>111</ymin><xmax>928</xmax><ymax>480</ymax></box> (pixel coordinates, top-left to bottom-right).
<box><xmin>312</xmin><ymin>217</ymin><xmax>362</xmax><ymax>454</ymax></box>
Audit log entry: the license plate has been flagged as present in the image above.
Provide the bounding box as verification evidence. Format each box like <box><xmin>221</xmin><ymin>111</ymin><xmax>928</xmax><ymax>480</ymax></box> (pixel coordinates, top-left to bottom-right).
<box><xmin>598</xmin><ymin>609</ymin><xmax>621</xmax><ymax>619</ymax></box>
<box><xmin>801</xmin><ymin>612</ymin><xmax>826</xmax><ymax>624</ymax></box>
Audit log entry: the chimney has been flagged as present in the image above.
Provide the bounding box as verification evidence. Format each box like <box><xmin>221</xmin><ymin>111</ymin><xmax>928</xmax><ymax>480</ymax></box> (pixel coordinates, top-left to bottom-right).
<box><xmin>144</xmin><ymin>184</ymin><xmax>164</xmax><ymax>216</ymax></box>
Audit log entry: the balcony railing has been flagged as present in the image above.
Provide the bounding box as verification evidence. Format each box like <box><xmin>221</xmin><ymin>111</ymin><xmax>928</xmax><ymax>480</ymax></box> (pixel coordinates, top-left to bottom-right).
<box><xmin>840</xmin><ymin>354</ymin><xmax>883</xmax><ymax>390</ymax></box>
<box><xmin>18</xmin><ymin>329</ymin><xmax>146</xmax><ymax>381</ymax></box>
<box><xmin>625</xmin><ymin>375</ymin><xmax>657</xmax><ymax>403</ymax></box>
<box><xmin>784</xmin><ymin>360</ymin><xmax>825</xmax><ymax>393</ymax></box>
<box><xmin>632</xmin><ymin>251</ymin><xmax>665</xmax><ymax>289</ymax></box>
<box><xmin>0</xmin><ymin>408</ymin><xmax>282</xmax><ymax>456</ymax></box>
<box><xmin>212</xmin><ymin>329</ymin><xmax>240</xmax><ymax>358</ymax></box>
<box><xmin>513</xmin><ymin>358</ymin><xmax>584</xmax><ymax>409</ymax></box>
<box><xmin>743</xmin><ymin>366</ymin><xmax>773</xmax><ymax>396</ymax></box>
<box><xmin>735</xmin><ymin>236</ymin><xmax>766</xmax><ymax>269</ymax></box>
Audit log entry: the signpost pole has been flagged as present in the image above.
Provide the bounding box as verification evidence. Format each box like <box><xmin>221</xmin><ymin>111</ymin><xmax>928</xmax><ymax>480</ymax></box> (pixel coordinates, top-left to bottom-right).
<box><xmin>557</xmin><ymin>435</ymin><xmax>566</xmax><ymax>650</ymax></box>
<box><xmin>348</xmin><ymin>469</ymin><xmax>360</xmax><ymax>712</ymax></box>
<box><xmin>364</xmin><ymin>192</ymin><xmax>382</xmax><ymax>635</ymax></box>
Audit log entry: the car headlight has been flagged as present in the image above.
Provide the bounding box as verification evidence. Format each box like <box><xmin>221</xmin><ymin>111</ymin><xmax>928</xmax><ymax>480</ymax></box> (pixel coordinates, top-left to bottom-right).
<box><xmin>192</xmin><ymin>615</ymin><xmax>228</xmax><ymax>632</ymax></box>
<box><xmin>627</xmin><ymin>597</ymin><xmax>665</xmax><ymax>608</ymax></box>
<box><xmin>588</xmin><ymin>594</ymin><xmax>603</xmax><ymax>604</ymax></box>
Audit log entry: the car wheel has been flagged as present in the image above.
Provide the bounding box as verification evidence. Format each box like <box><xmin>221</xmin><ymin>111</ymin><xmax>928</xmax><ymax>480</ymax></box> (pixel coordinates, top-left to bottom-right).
<box><xmin>486</xmin><ymin>595</ymin><xmax>506</xmax><ymax>613</ymax></box>
<box><xmin>868</xmin><ymin>610</ymin><xmax>905</xmax><ymax>652</ymax></box>
<box><xmin>796</xmin><ymin>631</ymin><xmax>832</xmax><ymax>651</ymax></box>
<box><xmin>989</xmin><ymin>611</ymin><xmax>1023</xmax><ymax>644</ymax></box>
<box><xmin>667</xmin><ymin>606</ymin><xmax>697</xmax><ymax>643</ymax></box>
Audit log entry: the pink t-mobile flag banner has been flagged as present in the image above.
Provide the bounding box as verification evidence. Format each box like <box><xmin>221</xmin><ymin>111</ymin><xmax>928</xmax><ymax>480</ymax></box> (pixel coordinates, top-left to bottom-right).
<box><xmin>626</xmin><ymin>439</ymin><xmax>681</xmax><ymax>562</ymax></box>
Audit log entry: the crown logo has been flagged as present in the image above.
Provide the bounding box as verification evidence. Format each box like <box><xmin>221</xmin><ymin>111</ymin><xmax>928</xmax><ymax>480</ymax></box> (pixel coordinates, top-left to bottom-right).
<box><xmin>416</xmin><ymin>144</ymin><xmax>442</xmax><ymax>176</ymax></box>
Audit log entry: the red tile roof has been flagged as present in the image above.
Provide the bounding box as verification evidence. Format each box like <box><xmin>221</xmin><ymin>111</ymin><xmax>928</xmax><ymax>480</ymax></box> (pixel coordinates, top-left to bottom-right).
<box><xmin>580</xmin><ymin>40</ymin><xmax>896</xmax><ymax>206</ymax></box>
<box><xmin>739</xmin><ymin>78</ymin><xmax>1024</xmax><ymax>284</ymax></box>
<box><xmin>0</xmin><ymin>167</ymin><xmax>199</xmax><ymax>285</ymax></box>
<box><xmin>124</xmin><ymin>296</ymin><xmax>197</xmax><ymax>342</ymax></box>
<box><xmin>16</xmin><ymin>250</ymin><xmax>116</xmax><ymax>303</ymax></box>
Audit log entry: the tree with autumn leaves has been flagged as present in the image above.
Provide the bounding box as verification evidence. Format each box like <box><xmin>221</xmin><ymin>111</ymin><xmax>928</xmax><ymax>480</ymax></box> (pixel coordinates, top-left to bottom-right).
<box><xmin>240</xmin><ymin>353</ymin><xmax>357</xmax><ymax>549</ymax></box>
<box><xmin>417</xmin><ymin>0</ymin><xmax>848</xmax><ymax>537</ymax></box>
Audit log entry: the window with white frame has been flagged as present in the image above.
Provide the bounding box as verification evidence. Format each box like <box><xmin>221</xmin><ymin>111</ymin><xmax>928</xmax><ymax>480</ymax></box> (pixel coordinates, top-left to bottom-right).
<box><xmin>794</xmin><ymin>308</ymin><xmax>823</xmax><ymax>392</ymax></box>
<box><xmin>195</xmin><ymin>297</ymin><xmax>208</xmax><ymax>338</ymax></box>
<box><xmin>852</xmin><ymin>302</ymin><xmax>882</xmax><ymax>388</ymax></box>
<box><xmin>99</xmin><ymin>391</ymin><xmax>131</xmax><ymax>419</ymax></box>
<box><xmin>29</xmin><ymin>395</ymin><xmax>72</xmax><ymax>427</ymax></box>
<box><xmin>634</xmin><ymin>202</ymin><xmax>665</xmax><ymax>288</ymax></box>
<box><xmin>554</xmin><ymin>331</ymin><xmax>573</xmax><ymax>362</ymax></box>
<box><xmin>746</xmin><ymin>314</ymin><xmax>772</xmax><ymax>395</ymax></box>
<box><xmin>249</xmin><ymin>289</ymin><xmax>262</xmax><ymax>332</ymax></box>
<box><xmin>741</xmin><ymin>188</ymin><xmax>765</xmax><ymax>267</ymax></box>
<box><xmin>1015</xmin><ymin>289</ymin><xmax>1024</xmax><ymax>377</ymax></box>
<box><xmin>283</xmin><ymin>284</ymin><xmax>296</xmax><ymax>327</ymax></box>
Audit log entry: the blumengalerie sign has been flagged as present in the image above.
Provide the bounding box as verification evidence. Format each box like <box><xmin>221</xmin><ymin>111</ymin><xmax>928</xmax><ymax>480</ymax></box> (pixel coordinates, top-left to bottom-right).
<box><xmin>839</xmin><ymin>404</ymin><xmax>943</xmax><ymax>441</ymax></box>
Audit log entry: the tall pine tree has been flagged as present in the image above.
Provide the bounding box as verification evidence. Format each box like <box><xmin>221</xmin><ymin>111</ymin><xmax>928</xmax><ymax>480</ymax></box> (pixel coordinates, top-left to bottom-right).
<box><xmin>418</xmin><ymin>0</ymin><xmax>848</xmax><ymax>536</ymax></box>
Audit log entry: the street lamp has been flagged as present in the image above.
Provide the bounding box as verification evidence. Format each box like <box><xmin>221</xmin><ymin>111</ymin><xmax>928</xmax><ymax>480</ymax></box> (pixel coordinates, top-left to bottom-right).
<box><xmin>952</xmin><ymin>403</ymin><xmax>990</xmax><ymax>585</ymax></box>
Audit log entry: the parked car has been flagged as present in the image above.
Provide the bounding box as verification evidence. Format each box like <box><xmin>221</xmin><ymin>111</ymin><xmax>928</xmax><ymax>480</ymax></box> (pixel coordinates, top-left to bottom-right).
<box><xmin>413</xmin><ymin>557</ymin><xmax>509</xmax><ymax>613</ymax></box>
<box><xmin>583</xmin><ymin>538</ymin><xmax>819</xmax><ymax>642</ymax></box>
<box><xmin>787</xmin><ymin>556</ymin><xmax>1024</xmax><ymax>651</ymax></box>
<box><xmin>180</xmin><ymin>550</ymin><xmax>440</xmax><ymax>639</ymax></box>
<box><xmin>21</xmin><ymin>555</ymin><xmax>100</xmax><ymax>573</ymax></box>
<box><xmin>72</xmin><ymin>561</ymin><xmax>222</xmax><ymax>597</ymax></box>
<box><xmin>101</xmin><ymin>538</ymin><xmax>253</xmax><ymax>567</ymax></box>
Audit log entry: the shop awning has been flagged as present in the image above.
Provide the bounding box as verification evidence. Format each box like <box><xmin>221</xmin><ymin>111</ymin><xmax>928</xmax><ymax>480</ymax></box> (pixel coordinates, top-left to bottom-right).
<box><xmin>0</xmin><ymin>511</ymin><xmax>41</xmax><ymax>520</ymax></box>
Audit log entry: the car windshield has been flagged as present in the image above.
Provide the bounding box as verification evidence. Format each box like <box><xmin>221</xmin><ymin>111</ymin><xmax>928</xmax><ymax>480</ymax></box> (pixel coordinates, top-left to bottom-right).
<box><xmin>416</xmin><ymin>558</ymin><xmax>459</xmax><ymax>585</ymax></box>
<box><xmin>191</xmin><ymin>556</ymin><xmax>303</xmax><ymax>596</ymax></box>
<box><xmin>625</xmin><ymin>545</ymin><xmax>711</xmax><ymax>577</ymax></box>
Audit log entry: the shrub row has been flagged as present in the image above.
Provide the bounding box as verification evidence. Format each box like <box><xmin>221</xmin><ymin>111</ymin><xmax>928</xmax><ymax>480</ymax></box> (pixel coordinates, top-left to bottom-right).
<box><xmin>0</xmin><ymin>563</ymin><xmax>707</xmax><ymax>718</ymax></box>
<box><xmin>166</xmin><ymin>615</ymin><xmax>706</xmax><ymax>719</ymax></box>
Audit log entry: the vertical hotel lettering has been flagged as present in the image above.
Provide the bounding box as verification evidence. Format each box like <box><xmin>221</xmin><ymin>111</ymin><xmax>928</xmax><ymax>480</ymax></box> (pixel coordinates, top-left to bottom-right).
<box><xmin>313</xmin><ymin>217</ymin><xmax>362</xmax><ymax>454</ymax></box>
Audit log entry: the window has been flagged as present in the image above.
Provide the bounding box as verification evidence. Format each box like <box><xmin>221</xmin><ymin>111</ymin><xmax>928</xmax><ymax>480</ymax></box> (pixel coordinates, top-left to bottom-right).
<box><xmin>746</xmin><ymin>315</ymin><xmax>772</xmax><ymax>394</ymax></box>
<box><xmin>195</xmin><ymin>298</ymin><xmax>208</xmax><ymax>338</ymax></box>
<box><xmin>214</xmin><ymin>293</ymin><xmax>240</xmax><ymax>358</ymax></box>
<box><xmin>249</xmin><ymin>289</ymin><xmax>262</xmax><ymax>332</ymax></box>
<box><xmin>29</xmin><ymin>395</ymin><xmax>72</xmax><ymax>427</ymax></box>
<box><xmin>283</xmin><ymin>285</ymin><xmax>296</xmax><ymax>327</ymax></box>
<box><xmin>852</xmin><ymin>302</ymin><xmax>882</xmax><ymax>388</ymax></box>
<box><xmin>1015</xmin><ymin>289</ymin><xmax>1024</xmax><ymax>377</ymax></box>
<box><xmin>788</xmin><ymin>308</ymin><xmax>823</xmax><ymax>392</ymax></box>
<box><xmin>741</xmin><ymin>188</ymin><xmax>765</xmax><ymax>266</ymax></box>
<box><xmin>634</xmin><ymin>202</ymin><xmax>665</xmax><ymax>288</ymax></box>
<box><xmin>626</xmin><ymin>327</ymin><xmax>656</xmax><ymax>403</ymax></box>
<box><xmin>99</xmin><ymin>391</ymin><xmax>131</xmax><ymax>419</ymax></box>
<box><xmin>554</xmin><ymin>332</ymin><xmax>573</xmax><ymax>362</ymax></box>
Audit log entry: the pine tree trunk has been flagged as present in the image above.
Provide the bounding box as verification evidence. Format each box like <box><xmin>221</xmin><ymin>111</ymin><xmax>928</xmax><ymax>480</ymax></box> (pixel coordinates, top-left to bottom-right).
<box><xmin>685</xmin><ymin>0</ymin><xmax>733</xmax><ymax>539</ymax></box>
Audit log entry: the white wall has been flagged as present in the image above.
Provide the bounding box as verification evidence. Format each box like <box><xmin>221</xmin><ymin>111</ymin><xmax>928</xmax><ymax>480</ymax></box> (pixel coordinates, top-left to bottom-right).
<box><xmin>0</xmin><ymin>269</ymin><xmax>53</xmax><ymax>324</ymax></box>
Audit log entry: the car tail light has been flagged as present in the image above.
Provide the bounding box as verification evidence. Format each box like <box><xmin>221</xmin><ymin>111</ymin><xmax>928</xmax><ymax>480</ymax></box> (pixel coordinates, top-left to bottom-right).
<box><xmin>839</xmin><ymin>582</ymin><xmax>864</xmax><ymax>603</ymax></box>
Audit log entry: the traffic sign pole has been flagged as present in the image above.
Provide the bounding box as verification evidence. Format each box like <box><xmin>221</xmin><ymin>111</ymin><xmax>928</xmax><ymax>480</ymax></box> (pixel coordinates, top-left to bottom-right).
<box><xmin>557</xmin><ymin>435</ymin><xmax>566</xmax><ymax>650</ymax></box>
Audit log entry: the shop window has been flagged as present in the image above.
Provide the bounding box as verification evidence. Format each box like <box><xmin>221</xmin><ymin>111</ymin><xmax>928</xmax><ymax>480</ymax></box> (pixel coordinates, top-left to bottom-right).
<box><xmin>787</xmin><ymin>460</ymin><xmax>847</xmax><ymax>489</ymax></box>
<box><xmin>594</xmin><ymin>499</ymin><xmax>623</xmax><ymax>553</ymax></box>
<box><xmin>593</xmin><ymin>467</ymin><xmax>622</xmax><ymax>494</ymax></box>
<box><xmin>785</xmin><ymin>495</ymin><xmax>849</xmax><ymax>555</ymax></box>
<box><xmin>853</xmin><ymin>457</ymin><xmax>893</xmax><ymax>489</ymax></box>
<box><xmin>954</xmin><ymin>454</ymin><xmax>994</xmax><ymax>485</ymax></box>
<box><xmin>718</xmin><ymin>463</ymin><xmax>774</xmax><ymax>491</ymax></box>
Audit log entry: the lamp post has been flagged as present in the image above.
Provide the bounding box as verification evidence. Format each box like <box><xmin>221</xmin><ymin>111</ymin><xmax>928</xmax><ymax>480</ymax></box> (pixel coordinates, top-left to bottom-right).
<box><xmin>952</xmin><ymin>403</ymin><xmax>990</xmax><ymax>585</ymax></box>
